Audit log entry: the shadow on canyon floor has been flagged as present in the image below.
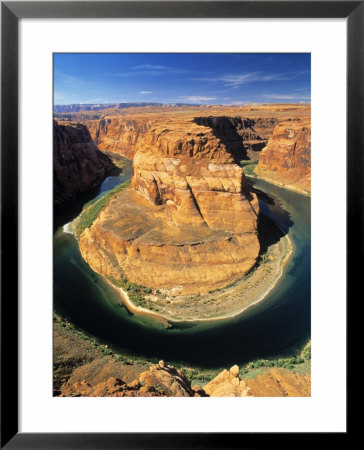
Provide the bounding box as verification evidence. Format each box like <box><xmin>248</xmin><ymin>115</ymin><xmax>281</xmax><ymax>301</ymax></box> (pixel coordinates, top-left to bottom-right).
<box><xmin>253</xmin><ymin>186</ymin><xmax>294</xmax><ymax>257</ymax></box>
<box><xmin>193</xmin><ymin>116</ymin><xmax>248</xmax><ymax>161</ymax></box>
<box><xmin>54</xmin><ymin>186</ymin><xmax>101</xmax><ymax>231</ymax></box>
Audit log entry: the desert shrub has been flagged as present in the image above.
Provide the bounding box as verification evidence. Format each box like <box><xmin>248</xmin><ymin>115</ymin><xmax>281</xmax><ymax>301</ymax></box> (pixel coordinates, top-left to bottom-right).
<box><xmin>242</xmin><ymin>162</ymin><xmax>258</xmax><ymax>177</ymax></box>
<box><xmin>76</xmin><ymin>181</ymin><xmax>130</xmax><ymax>238</ymax></box>
<box><xmin>302</xmin><ymin>342</ymin><xmax>311</xmax><ymax>360</ymax></box>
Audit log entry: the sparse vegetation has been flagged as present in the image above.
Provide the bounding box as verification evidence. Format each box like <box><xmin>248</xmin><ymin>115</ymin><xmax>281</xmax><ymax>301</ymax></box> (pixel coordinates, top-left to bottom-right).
<box><xmin>239</xmin><ymin>340</ymin><xmax>311</xmax><ymax>379</ymax></box>
<box><xmin>107</xmin><ymin>276</ymin><xmax>157</xmax><ymax>310</ymax></box>
<box><xmin>180</xmin><ymin>367</ymin><xmax>218</xmax><ymax>386</ymax></box>
<box><xmin>242</xmin><ymin>162</ymin><xmax>258</xmax><ymax>177</ymax></box>
<box><xmin>301</xmin><ymin>340</ymin><xmax>311</xmax><ymax>360</ymax></box>
<box><xmin>76</xmin><ymin>181</ymin><xmax>130</xmax><ymax>238</ymax></box>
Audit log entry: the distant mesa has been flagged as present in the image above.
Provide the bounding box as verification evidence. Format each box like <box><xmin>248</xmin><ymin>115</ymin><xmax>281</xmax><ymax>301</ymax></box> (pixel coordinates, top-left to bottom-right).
<box><xmin>54</xmin><ymin>102</ymin><xmax>200</xmax><ymax>114</ymax></box>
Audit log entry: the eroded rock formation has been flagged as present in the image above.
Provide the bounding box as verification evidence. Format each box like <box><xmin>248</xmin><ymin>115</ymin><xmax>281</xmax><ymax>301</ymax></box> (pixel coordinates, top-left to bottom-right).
<box><xmin>193</xmin><ymin>116</ymin><xmax>276</xmax><ymax>161</ymax></box>
<box><xmin>67</xmin><ymin>104</ymin><xmax>310</xmax><ymax>293</ymax></box>
<box><xmin>54</xmin><ymin>120</ymin><xmax>117</xmax><ymax>205</ymax></box>
<box><xmin>54</xmin><ymin>318</ymin><xmax>310</xmax><ymax>397</ymax></box>
<box><xmin>79</xmin><ymin>117</ymin><xmax>260</xmax><ymax>294</ymax></box>
<box><xmin>202</xmin><ymin>365</ymin><xmax>252</xmax><ymax>397</ymax></box>
<box><xmin>255</xmin><ymin>119</ymin><xmax>311</xmax><ymax>193</ymax></box>
<box><xmin>201</xmin><ymin>365</ymin><xmax>311</xmax><ymax>397</ymax></box>
<box><xmin>85</xmin><ymin>116</ymin><xmax>152</xmax><ymax>159</ymax></box>
<box><xmin>59</xmin><ymin>104</ymin><xmax>310</xmax><ymax>164</ymax></box>
<box><xmin>59</xmin><ymin>355</ymin><xmax>310</xmax><ymax>397</ymax></box>
<box><xmin>60</xmin><ymin>360</ymin><xmax>196</xmax><ymax>397</ymax></box>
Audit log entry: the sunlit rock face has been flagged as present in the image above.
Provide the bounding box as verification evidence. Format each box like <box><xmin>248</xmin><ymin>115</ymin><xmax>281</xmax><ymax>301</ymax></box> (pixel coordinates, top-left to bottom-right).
<box><xmin>255</xmin><ymin>119</ymin><xmax>311</xmax><ymax>192</ymax></box>
<box><xmin>85</xmin><ymin>116</ymin><xmax>152</xmax><ymax>159</ymax></box>
<box><xmin>53</xmin><ymin>120</ymin><xmax>116</xmax><ymax>205</ymax></box>
<box><xmin>79</xmin><ymin>117</ymin><xmax>260</xmax><ymax>294</ymax></box>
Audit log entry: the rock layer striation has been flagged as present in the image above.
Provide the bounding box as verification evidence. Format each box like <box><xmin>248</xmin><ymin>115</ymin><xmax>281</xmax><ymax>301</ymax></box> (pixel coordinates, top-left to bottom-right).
<box><xmin>255</xmin><ymin>119</ymin><xmax>311</xmax><ymax>193</ymax></box>
<box><xmin>79</xmin><ymin>117</ymin><xmax>260</xmax><ymax>294</ymax></box>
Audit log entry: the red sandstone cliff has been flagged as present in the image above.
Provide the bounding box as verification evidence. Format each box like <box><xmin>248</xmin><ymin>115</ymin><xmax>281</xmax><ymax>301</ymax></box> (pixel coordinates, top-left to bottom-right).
<box><xmin>79</xmin><ymin>117</ymin><xmax>260</xmax><ymax>294</ymax></box>
<box><xmin>255</xmin><ymin>119</ymin><xmax>311</xmax><ymax>193</ymax></box>
<box><xmin>84</xmin><ymin>116</ymin><xmax>152</xmax><ymax>159</ymax></box>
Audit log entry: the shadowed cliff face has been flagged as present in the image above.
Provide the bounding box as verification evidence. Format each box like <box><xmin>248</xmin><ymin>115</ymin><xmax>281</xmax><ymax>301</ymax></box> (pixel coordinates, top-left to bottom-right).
<box><xmin>80</xmin><ymin>112</ymin><xmax>279</xmax><ymax>162</ymax></box>
<box><xmin>53</xmin><ymin>120</ymin><xmax>117</xmax><ymax>205</ymax></box>
<box><xmin>193</xmin><ymin>116</ymin><xmax>277</xmax><ymax>161</ymax></box>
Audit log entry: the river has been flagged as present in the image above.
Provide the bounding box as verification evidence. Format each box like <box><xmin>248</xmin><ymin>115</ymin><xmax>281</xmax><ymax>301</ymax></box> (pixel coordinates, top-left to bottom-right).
<box><xmin>53</xmin><ymin>158</ymin><xmax>310</xmax><ymax>369</ymax></box>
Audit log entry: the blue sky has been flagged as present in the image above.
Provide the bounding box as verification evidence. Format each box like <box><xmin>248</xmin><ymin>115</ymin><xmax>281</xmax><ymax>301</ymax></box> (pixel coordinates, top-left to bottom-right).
<box><xmin>54</xmin><ymin>53</ymin><xmax>310</xmax><ymax>105</ymax></box>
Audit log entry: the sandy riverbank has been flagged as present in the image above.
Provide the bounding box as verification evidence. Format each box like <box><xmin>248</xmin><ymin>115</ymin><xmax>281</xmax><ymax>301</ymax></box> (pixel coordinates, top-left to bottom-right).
<box><xmin>251</xmin><ymin>168</ymin><xmax>311</xmax><ymax>197</ymax></box>
<box><xmin>63</xmin><ymin>169</ymin><xmax>295</xmax><ymax>324</ymax></box>
<box><xmin>104</xmin><ymin>232</ymin><xmax>293</xmax><ymax>324</ymax></box>
<box><xmin>64</xmin><ymin>202</ymin><xmax>294</xmax><ymax>324</ymax></box>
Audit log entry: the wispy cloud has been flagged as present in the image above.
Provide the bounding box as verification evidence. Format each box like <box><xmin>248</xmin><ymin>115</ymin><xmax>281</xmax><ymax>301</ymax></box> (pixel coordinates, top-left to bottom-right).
<box><xmin>54</xmin><ymin>71</ymin><xmax>89</xmax><ymax>86</ymax></box>
<box><xmin>54</xmin><ymin>91</ymin><xmax>76</xmax><ymax>103</ymax></box>
<box><xmin>139</xmin><ymin>91</ymin><xmax>152</xmax><ymax>95</ymax></box>
<box><xmin>229</xmin><ymin>101</ymin><xmax>247</xmax><ymax>105</ymax></box>
<box><xmin>132</xmin><ymin>64</ymin><xmax>170</xmax><ymax>70</ymax></box>
<box><xmin>179</xmin><ymin>96</ymin><xmax>217</xmax><ymax>103</ymax></box>
<box><xmin>109</xmin><ymin>65</ymin><xmax>189</xmax><ymax>78</ymax></box>
<box><xmin>263</xmin><ymin>93</ymin><xmax>311</xmax><ymax>100</ymax></box>
<box><xmin>191</xmin><ymin>72</ymin><xmax>289</xmax><ymax>87</ymax></box>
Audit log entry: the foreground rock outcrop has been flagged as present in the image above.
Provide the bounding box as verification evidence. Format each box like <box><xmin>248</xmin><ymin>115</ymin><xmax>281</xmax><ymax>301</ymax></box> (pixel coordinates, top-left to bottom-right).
<box><xmin>201</xmin><ymin>365</ymin><xmax>311</xmax><ymax>397</ymax></box>
<box><xmin>60</xmin><ymin>360</ymin><xmax>197</xmax><ymax>397</ymax></box>
<box><xmin>202</xmin><ymin>365</ymin><xmax>252</xmax><ymax>397</ymax></box>
<box><xmin>54</xmin><ymin>318</ymin><xmax>310</xmax><ymax>397</ymax></box>
<box><xmin>54</xmin><ymin>120</ymin><xmax>117</xmax><ymax>205</ymax></box>
<box><xmin>255</xmin><ymin>119</ymin><xmax>311</xmax><ymax>193</ymax></box>
<box><xmin>79</xmin><ymin>117</ymin><xmax>260</xmax><ymax>294</ymax></box>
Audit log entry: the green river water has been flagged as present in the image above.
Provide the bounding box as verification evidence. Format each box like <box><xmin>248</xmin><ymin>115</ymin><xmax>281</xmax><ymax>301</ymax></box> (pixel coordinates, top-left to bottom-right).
<box><xmin>54</xmin><ymin>158</ymin><xmax>310</xmax><ymax>369</ymax></box>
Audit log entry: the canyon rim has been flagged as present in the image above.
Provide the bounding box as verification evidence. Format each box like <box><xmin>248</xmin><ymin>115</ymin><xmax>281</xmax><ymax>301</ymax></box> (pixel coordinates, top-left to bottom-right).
<box><xmin>53</xmin><ymin>53</ymin><xmax>311</xmax><ymax>398</ymax></box>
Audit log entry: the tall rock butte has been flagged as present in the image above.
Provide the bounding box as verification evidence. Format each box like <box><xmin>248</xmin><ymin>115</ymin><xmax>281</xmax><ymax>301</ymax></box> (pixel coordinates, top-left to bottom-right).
<box><xmin>79</xmin><ymin>117</ymin><xmax>260</xmax><ymax>294</ymax></box>
<box><xmin>54</xmin><ymin>120</ymin><xmax>116</xmax><ymax>205</ymax></box>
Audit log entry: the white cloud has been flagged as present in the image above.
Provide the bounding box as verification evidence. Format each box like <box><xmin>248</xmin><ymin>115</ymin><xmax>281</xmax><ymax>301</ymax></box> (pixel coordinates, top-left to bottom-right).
<box><xmin>263</xmin><ymin>93</ymin><xmax>311</xmax><ymax>100</ymax></box>
<box><xmin>180</xmin><ymin>96</ymin><xmax>217</xmax><ymax>103</ymax></box>
<box><xmin>54</xmin><ymin>71</ymin><xmax>89</xmax><ymax>86</ymax></box>
<box><xmin>191</xmin><ymin>72</ymin><xmax>289</xmax><ymax>87</ymax></box>
<box><xmin>139</xmin><ymin>91</ymin><xmax>152</xmax><ymax>95</ymax></box>
<box><xmin>132</xmin><ymin>64</ymin><xmax>170</xmax><ymax>70</ymax></box>
<box><xmin>110</xmin><ymin>65</ymin><xmax>189</xmax><ymax>78</ymax></box>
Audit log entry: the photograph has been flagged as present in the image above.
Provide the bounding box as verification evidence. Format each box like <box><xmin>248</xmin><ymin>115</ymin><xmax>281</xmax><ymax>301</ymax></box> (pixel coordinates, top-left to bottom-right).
<box><xmin>53</xmin><ymin>52</ymin><xmax>311</xmax><ymax>398</ymax></box>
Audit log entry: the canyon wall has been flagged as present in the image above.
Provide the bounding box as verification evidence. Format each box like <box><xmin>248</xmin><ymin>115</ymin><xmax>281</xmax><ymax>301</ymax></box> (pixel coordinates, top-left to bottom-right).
<box><xmin>63</xmin><ymin>104</ymin><xmax>310</xmax><ymax>293</ymax></box>
<box><xmin>194</xmin><ymin>116</ymin><xmax>278</xmax><ymax>161</ymax></box>
<box><xmin>79</xmin><ymin>117</ymin><xmax>260</xmax><ymax>294</ymax></box>
<box><xmin>85</xmin><ymin>116</ymin><xmax>152</xmax><ymax>159</ymax></box>
<box><xmin>54</xmin><ymin>120</ymin><xmax>116</xmax><ymax>205</ymax></box>
<box><xmin>255</xmin><ymin>119</ymin><xmax>311</xmax><ymax>193</ymax></box>
<box><xmin>82</xmin><ymin>114</ymin><xmax>277</xmax><ymax>162</ymax></box>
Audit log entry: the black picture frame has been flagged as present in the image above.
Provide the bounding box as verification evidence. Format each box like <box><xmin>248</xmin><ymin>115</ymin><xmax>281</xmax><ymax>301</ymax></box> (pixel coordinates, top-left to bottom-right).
<box><xmin>1</xmin><ymin>1</ymin><xmax>359</xmax><ymax>448</ymax></box>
